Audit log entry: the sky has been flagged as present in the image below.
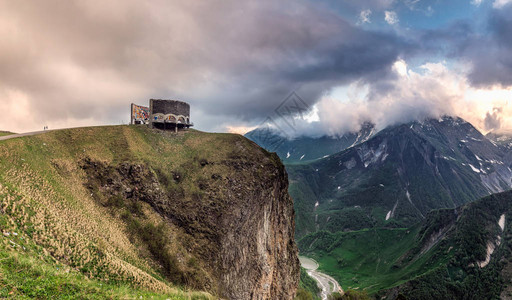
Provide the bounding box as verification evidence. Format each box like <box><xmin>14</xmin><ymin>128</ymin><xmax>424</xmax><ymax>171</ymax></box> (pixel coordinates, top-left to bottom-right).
<box><xmin>1</xmin><ymin>0</ymin><xmax>512</xmax><ymax>137</ymax></box>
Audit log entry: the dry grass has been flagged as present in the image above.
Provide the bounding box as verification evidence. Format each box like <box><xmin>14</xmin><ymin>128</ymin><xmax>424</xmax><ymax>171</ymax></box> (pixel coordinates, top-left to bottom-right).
<box><xmin>0</xmin><ymin>125</ymin><xmax>235</xmax><ymax>298</ymax></box>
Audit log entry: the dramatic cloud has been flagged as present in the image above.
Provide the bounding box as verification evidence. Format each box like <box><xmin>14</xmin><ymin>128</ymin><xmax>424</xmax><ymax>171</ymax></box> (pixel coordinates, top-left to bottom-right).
<box><xmin>0</xmin><ymin>0</ymin><xmax>411</xmax><ymax>133</ymax></box>
<box><xmin>468</xmin><ymin>4</ymin><xmax>512</xmax><ymax>86</ymax></box>
<box><xmin>484</xmin><ymin>108</ymin><xmax>503</xmax><ymax>131</ymax></box>
<box><xmin>1</xmin><ymin>0</ymin><xmax>512</xmax><ymax>137</ymax></box>
<box><xmin>438</xmin><ymin>4</ymin><xmax>512</xmax><ymax>88</ymax></box>
<box><xmin>277</xmin><ymin>59</ymin><xmax>512</xmax><ymax>138</ymax></box>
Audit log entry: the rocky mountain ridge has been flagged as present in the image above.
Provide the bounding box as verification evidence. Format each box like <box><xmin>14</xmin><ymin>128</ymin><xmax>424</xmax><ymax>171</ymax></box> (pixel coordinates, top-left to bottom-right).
<box><xmin>245</xmin><ymin>122</ymin><xmax>375</xmax><ymax>163</ymax></box>
<box><xmin>287</xmin><ymin>116</ymin><xmax>512</xmax><ymax>236</ymax></box>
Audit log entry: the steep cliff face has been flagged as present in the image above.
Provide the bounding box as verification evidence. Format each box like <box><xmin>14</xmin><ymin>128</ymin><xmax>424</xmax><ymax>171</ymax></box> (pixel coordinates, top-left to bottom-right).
<box><xmin>0</xmin><ymin>126</ymin><xmax>299</xmax><ymax>299</ymax></box>
<box><xmin>216</xmin><ymin>155</ymin><xmax>299</xmax><ymax>299</ymax></box>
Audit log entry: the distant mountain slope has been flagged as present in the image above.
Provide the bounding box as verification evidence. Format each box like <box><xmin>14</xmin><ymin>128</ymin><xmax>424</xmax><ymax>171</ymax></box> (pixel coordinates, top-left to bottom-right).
<box><xmin>245</xmin><ymin>123</ymin><xmax>375</xmax><ymax>163</ymax></box>
<box><xmin>0</xmin><ymin>131</ymin><xmax>13</xmax><ymax>137</ymax></box>
<box><xmin>289</xmin><ymin>116</ymin><xmax>512</xmax><ymax>237</ymax></box>
<box><xmin>486</xmin><ymin>130</ymin><xmax>512</xmax><ymax>150</ymax></box>
<box><xmin>299</xmin><ymin>190</ymin><xmax>512</xmax><ymax>299</ymax></box>
<box><xmin>0</xmin><ymin>126</ymin><xmax>299</xmax><ymax>299</ymax></box>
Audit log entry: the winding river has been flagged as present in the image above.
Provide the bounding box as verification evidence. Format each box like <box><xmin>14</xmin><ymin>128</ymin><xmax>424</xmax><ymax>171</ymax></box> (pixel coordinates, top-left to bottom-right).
<box><xmin>299</xmin><ymin>256</ymin><xmax>343</xmax><ymax>300</ymax></box>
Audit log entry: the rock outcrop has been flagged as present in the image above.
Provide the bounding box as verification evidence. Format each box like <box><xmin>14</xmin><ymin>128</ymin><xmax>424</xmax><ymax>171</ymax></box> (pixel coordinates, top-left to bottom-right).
<box><xmin>80</xmin><ymin>132</ymin><xmax>300</xmax><ymax>299</ymax></box>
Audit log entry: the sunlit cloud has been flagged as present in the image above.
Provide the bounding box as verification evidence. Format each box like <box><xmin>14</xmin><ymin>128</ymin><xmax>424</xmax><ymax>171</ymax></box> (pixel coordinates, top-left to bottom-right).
<box><xmin>472</xmin><ymin>0</ymin><xmax>484</xmax><ymax>6</ymax></box>
<box><xmin>385</xmin><ymin>11</ymin><xmax>399</xmax><ymax>24</ymax></box>
<box><xmin>392</xmin><ymin>59</ymin><xmax>408</xmax><ymax>77</ymax></box>
<box><xmin>304</xmin><ymin>60</ymin><xmax>512</xmax><ymax>136</ymax></box>
<box><xmin>226</xmin><ymin>125</ymin><xmax>258</xmax><ymax>135</ymax></box>
<box><xmin>493</xmin><ymin>0</ymin><xmax>512</xmax><ymax>8</ymax></box>
<box><xmin>358</xmin><ymin>9</ymin><xmax>372</xmax><ymax>24</ymax></box>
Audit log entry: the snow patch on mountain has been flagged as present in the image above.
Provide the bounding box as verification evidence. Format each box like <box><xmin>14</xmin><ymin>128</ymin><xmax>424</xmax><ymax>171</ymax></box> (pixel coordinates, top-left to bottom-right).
<box><xmin>356</xmin><ymin>141</ymin><xmax>387</xmax><ymax>168</ymax></box>
<box><xmin>406</xmin><ymin>190</ymin><xmax>412</xmax><ymax>204</ymax></box>
<box><xmin>442</xmin><ymin>156</ymin><xmax>456</xmax><ymax>161</ymax></box>
<box><xmin>405</xmin><ymin>190</ymin><xmax>425</xmax><ymax>219</ymax></box>
<box><xmin>468</xmin><ymin>164</ymin><xmax>481</xmax><ymax>173</ymax></box>
<box><xmin>381</xmin><ymin>153</ymin><xmax>389</xmax><ymax>161</ymax></box>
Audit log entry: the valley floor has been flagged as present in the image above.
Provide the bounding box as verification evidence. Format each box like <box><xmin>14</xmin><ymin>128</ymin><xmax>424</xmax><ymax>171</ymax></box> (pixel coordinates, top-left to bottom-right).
<box><xmin>299</xmin><ymin>256</ymin><xmax>343</xmax><ymax>300</ymax></box>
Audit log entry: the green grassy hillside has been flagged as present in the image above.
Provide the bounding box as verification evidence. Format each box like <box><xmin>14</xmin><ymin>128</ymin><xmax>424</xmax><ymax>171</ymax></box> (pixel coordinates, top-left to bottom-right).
<box><xmin>299</xmin><ymin>191</ymin><xmax>512</xmax><ymax>299</ymax></box>
<box><xmin>0</xmin><ymin>131</ymin><xmax>13</xmax><ymax>137</ymax></box>
<box><xmin>0</xmin><ymin>125</ymin><xmax>294</xmax><ymax>298</ymax></box>
<box><xmin>297</xmin><ymin>226</ymin><xmax>449</xmax><ymax>294</ymax></box>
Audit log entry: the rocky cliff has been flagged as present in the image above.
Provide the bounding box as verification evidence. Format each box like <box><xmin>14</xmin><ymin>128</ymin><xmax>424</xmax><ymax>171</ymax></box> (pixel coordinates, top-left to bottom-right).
<box><xmin>0</xmin><ymin>126</ymin><xmax>299</xmax><ymax>299</ymax></box>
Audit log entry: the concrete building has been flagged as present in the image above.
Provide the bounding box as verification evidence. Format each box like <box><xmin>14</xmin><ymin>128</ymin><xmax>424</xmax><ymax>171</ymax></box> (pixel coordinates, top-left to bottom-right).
<box><xmin>149</xmin><ymin>99</ymin><xmax>193</xmax><ymax>132</ymax></box>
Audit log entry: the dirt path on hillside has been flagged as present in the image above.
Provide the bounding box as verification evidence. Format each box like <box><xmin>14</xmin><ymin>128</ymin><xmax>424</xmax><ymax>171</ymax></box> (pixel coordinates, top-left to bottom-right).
<box><xmin>299</xmin><ymin>256</ymin><xmax>343</xmax><ymax>300</ymax></box>
<box><xmin>0</xmin><ymin>130</ymin><xmax>51</xmax><ymax>141</ymax></box>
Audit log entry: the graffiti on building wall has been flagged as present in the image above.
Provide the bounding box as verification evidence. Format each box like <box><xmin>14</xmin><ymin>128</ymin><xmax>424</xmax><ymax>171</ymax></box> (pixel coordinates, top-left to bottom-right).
<box><xmin>132</xmin><ymin>104</ymin><xmax>150</xmax><ymax>123</ymax></box>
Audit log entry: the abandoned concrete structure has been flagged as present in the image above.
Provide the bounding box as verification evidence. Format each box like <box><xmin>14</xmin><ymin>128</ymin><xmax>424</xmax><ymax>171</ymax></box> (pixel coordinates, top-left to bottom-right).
<box><xmin>149</xmin><ymin>99</ymin><xmax>193</xmax><ymax>132</ymax></box>
<box><xmin>131</xmin><ymin>99</ymin><xmax>193</xmax><ymax>132</ymax></box>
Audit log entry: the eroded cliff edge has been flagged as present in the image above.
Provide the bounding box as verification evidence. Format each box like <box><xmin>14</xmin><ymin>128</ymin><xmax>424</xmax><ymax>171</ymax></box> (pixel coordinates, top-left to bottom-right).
<box><xmin>0</xmin><ymin>126</ymin><xmax>299</xmax><ymax>299</ymax></box>
<box><xmin>78</xmin><ymin>127</ymin><xmax>300</xmax><ymax>299</ymax></box>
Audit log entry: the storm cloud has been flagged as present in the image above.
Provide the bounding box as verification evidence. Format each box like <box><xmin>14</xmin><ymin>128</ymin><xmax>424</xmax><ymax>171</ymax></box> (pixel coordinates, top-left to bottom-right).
<box><xmin>466</xmin><ymin>4</ymin><xmax>512</xmax><ymax>87</ymax></box>
<box><xmin>1</xmin><ymin>0</ymin><xmax>512</xmax><ymax>136</ymax></box>
<box><xmin>0</xmin><ymin>0</ymin><xmax>411</xmax><ymax>133</ymax></box>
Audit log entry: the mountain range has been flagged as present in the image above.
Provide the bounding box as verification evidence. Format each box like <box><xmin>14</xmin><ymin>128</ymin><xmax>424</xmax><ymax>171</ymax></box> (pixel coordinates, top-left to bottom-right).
<box><xmin>299</xmin><ymin>189</ymin><xmax>512</xmax><ymax>299</ymax></box>
<box><xmin>258</xmin><ymin>116</ymin><xmax>512</xmax><ymax>237</ymax></box>
<box><xmin>245</xmin><ymin>122</ymin><xmax>375</xmax><ymax>163</ymax></box>
<box><xmin>248</xmin><ymin>115</ymin><xmax>512</xmax><ymax>298</ymax></box>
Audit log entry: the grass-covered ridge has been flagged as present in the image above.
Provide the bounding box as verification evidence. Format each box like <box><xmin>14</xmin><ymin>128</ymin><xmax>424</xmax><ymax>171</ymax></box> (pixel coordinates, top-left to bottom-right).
<box><xmin>0</xmin><ymin>131</ymin><xmax>13</xmax><ymax>137</ymax></box>
<box><xmin>0</xmin><ymin>125</ymin><xmax>277</xmax><ymax>298</ymax></box>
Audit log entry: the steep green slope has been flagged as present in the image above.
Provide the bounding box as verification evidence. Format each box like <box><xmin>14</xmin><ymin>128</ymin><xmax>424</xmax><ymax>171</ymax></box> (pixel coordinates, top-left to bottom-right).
<box><xmin>0</xmin><ymin>238</ymin><xmax>207</xmax><ymax>299</ymax></box>
<box><xmin>381</xmin><ymin>191</ymin><xmax>512</xmax><ymax>299</ymax></box>
<box><xmin>0</xmin><ymin>125</ymin><xmax>299</xmax><ymax>299</ymax></box>
<box><xmin>297</xmin><ymin>226</ymin><xmax>439</xmax><ymax>294</ymax></box>
<box><xmin>299</xmin><ymin>190</ymin><xmax>512</xmax><ymax>299</ymax></box>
